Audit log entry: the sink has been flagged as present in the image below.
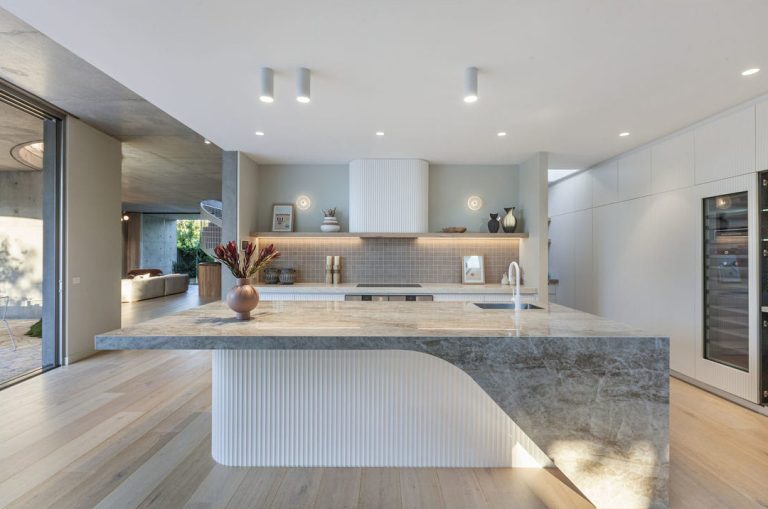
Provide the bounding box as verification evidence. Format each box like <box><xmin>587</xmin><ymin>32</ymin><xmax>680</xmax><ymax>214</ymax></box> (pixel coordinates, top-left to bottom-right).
<box><xmin>473</xmin><ymin>303</ymin><xmax>543</xmax><ymax>310</ymax></box>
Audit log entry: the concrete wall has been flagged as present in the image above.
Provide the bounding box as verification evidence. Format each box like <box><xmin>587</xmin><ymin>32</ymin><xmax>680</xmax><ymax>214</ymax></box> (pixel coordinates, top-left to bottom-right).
<box><xmin>256</xmin><ymin>164</ymin><xmax>348</xmax><ymax>232</ymax></box>
<box><xmin>0</xmin><ymin>171</ymin><xmax>43</xmax><ymax>317</ymax></box>
<box><xmin>429</xmin><ymin>165</ymin><xmax>518</xmax><ymax>232</ymax></box>
<box><xmin>140</xmin><ymin>215</ymin><xmax>178</xmax><ymax>276</ymax></box>
<box><xmin>64</xmin><ymin>117</ymin><xmax>122</xmax><ymax>363</ymax></box>
<box><xmin>238</xmin><ymin>154</ymin><xmax>259</xmax><ymax>240</ymax></box>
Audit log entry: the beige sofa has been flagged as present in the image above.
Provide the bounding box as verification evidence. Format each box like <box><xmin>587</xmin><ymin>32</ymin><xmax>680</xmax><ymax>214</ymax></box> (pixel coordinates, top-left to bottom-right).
<box><xmin>121</xmin><ymin>274</ymin><xmax>190</xmax><ymax>302</ymax></box>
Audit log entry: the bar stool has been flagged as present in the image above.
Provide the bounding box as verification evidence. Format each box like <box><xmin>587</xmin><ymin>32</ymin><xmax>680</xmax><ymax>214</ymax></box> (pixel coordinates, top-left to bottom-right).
<box><xmin>1</xmin><ymin>296</ymin><xmax>16</xmax><ymax>351</ymax></box>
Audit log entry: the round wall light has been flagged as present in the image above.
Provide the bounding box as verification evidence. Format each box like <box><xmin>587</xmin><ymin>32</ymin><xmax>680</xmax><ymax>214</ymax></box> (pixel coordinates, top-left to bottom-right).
<box><xmin>296</xmin><ymin>195</ymin><xmax>312</xmax><ymax>210</ymax></box>
<box><xmin>467</xmin><ymin>195</ymin><xmax>483</xmax><ymax>211</ymax></box>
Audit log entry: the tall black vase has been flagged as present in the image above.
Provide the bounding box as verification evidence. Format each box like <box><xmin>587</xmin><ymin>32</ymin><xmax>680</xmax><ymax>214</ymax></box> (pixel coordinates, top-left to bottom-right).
<box><xmin>488</xmin><ymin>213</ymin><xmax>500</xmax><ymax>233</ymax></box>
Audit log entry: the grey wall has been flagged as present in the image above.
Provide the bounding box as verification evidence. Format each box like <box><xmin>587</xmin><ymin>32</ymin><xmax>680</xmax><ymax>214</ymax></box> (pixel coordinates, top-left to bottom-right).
<box><xmin>64</xmin><ymin>117</ymin><xmax>122</xmax><ymax>363</ymax></box>
<box><xmin>256</xmin><ymin>165</ymin><xmax>349</xmax><ymax>232</ymax></box>
<box><xmin>0</xmin><ymin>171</ymin><xmax>42</xmax><ymax>219</ymax></box>
<box><xmin>238</xmin><ymin>154</ymin><xmax>259</xmax><ymax>240</ymax></box>
<box><xmin>517</xmin><ymin>153</ymin><xmax>549</xmax><ymax>305</ymax></box>
<box><xmin>252</xmin><ymin>164</ymin><xmax>518</xmax><ymax>234</ymax></box>
<box><xmin>429</xmin><ymin>165</ymin><xmax>519</xmax><ymax>232</ymax></box>
<box><xmin>140</xmin><ymin>215</ymin><xmax>179</xmax><ymax>275</ymax></box>
<box><xmin>221</xmin><ymin>151</ymin><xmax>238</xmax><ymax>293</ymax></box>
<box><xmin>0</xmin><ymin>171</ymin><xmax>43</xmax><ymax>316</ymax></box>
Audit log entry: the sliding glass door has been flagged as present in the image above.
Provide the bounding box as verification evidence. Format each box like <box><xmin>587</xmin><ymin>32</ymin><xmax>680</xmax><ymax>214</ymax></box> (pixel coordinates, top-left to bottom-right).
<box><xmin>0</xmin><ymin>80</ymin><xmax>63</xmax><ymax>387</ymax></box>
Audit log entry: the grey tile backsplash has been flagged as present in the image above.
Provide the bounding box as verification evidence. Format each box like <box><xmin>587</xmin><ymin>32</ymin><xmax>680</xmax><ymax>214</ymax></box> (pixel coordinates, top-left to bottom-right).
<box><xmin>257</xmin><ymin>238</ymin><xmax>520</xmax><ymax>284</ymax></box>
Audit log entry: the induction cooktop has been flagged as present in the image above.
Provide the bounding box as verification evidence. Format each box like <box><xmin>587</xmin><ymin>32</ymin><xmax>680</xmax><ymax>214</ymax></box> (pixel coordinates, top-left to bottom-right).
<box><xmin>356</xmin><ymin>283</ymin><xmax>422</xmax><ymax>288</ymax></box>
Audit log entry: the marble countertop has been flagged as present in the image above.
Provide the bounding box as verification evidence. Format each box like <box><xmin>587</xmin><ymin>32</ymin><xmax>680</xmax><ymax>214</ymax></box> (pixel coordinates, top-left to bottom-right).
<box><xmin>96</xmin><ymin>301</ymin><xmax>658</xmax><ymax>350</ymax></box>
<box><xmin>253</xmin><ymin>283</ymin><xmax>537</xmax><ymax>294</ymax></box>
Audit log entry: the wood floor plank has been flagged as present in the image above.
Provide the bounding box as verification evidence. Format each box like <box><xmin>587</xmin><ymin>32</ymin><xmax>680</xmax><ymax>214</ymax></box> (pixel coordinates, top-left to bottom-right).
<box><xmin>5</xmin><ymin>431</ymin><xmax>172</xmax><ymax>509</ymax></box>
<box><xmin>92</xmin><ymin>412</ymin><xmax>211</xmax><ymax>509</ymax></box>
<box><xmin>183</xmin><ymin>464</ymin><xmax>250</xmax><ymax>509</ymax></box>
<box><xmin>0</xmin><ymin>411</ymin><xmax>143</xmax><ymax>507</ymax></box>
<box><xmin>225</xmin><ymin>468</ymin><xmax>286</xmax><ymax>509</ymax></box>
<box><xmin>473</xmin><ymin>468</ymin><xmax>547</xmax><ymax>509</ymax></box>
<box><xmin>268</xmin><ymin>468</ymin><xmax>323</xmax><ymax>509</ymax></box>
<box><xmin>436</xmin><ymin>469</ymin><xmax>489</xmax><ymax>509</ymax></box>
<box><xmin>400</xmin><ymin>468</ymin><xmax>444</xmax><ymax>509</ymax></box>
<box><xmin>136</xmin><ymin>433</ymin><xmax>216</xmax><ymax>508</ymax></box>
<box><xmin>313</xmin><ymin>468</ymin><xmax>361</xmax><ymax>509</ymax></box>
<box><xmin>359</xmin><ymin>468</ymin><xmax>401</xmax><ymax>509</ymax></box>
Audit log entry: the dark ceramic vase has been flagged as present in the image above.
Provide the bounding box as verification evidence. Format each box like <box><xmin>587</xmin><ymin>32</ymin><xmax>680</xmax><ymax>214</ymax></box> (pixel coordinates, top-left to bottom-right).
<box><xmin>488</xmin><ymin>213</ymin><xmax>500</xmax><ymax>233</ymax></box>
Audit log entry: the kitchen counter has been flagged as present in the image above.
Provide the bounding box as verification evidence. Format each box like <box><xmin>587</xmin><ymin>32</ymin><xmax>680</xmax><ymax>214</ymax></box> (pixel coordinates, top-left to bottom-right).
<box><xmin>253</xmin><ymin>282</ymin><xmax>537</xmax><ymax>295</ymax></box>
<box><xmin>96</xmin><ymin>302</ymin><xmax>668</xmax><ymax>509</ymax></box>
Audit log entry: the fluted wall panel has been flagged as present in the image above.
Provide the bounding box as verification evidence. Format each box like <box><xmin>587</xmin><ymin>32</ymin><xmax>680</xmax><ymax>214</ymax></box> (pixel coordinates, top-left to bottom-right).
<box><xmin>212</xmin><ymin>349</ymin><xmax>551</xmax><ymax>467</ymax></box>
<box><xmin>349</xmin><ymin>159</ymin><xmax>429</xmax><ymax>232</ymax></box>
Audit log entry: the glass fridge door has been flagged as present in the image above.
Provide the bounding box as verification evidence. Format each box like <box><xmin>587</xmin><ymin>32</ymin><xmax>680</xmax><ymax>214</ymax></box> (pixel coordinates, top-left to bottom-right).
<box><xmin>703</xmin><ymin>191</ymin><xmax>749</xmax><ymax>372</ymax></box>
<box><xmin>760</xmin><ymin>173</ymin><xmax>768</xmax><ymax>403</ymax></box>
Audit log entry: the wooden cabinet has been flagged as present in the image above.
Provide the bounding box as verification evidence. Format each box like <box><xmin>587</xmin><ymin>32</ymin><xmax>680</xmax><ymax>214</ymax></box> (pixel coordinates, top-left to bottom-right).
<box><xmin>198</xmin><ymin>262</ymin><xmax>221</xmax><ymax>298</ymax></box>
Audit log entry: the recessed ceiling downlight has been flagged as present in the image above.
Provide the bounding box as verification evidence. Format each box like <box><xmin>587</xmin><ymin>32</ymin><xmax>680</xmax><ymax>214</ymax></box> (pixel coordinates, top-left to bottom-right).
<box><xmin>619</xmin><ymin>132</ymin><xmax>630</xmax><ymax>137</ymax></box>
<box><xmin>375</xmin><ymin>131</ymin><xmax>385</xmax><ymax>136</ymax></box>
<box><xmin>497</xmin><ymin>132</ymin><xmax>507</xmax><ymax>137</ymax></box>
<box><xmin>742</xmin><ymin>68</ymin><xmax>760</xmax><ymax>76</ymax></box>
<box><xmin>10</xmin><ymin>140</ymin><xmax>44</xmax><ymax>170</ymax></box>
<box><xmin>255</xmin><ymin>131</ymin><xmax>265</xmax><ymax>136</ymax></box>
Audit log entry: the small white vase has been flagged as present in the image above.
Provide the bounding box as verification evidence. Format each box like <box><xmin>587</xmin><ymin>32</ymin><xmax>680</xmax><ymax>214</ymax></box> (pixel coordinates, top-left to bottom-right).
<box><xmin>321</xmin><ymin>216</ymin><xmax>341</xmax><ymax>232</ymax></box>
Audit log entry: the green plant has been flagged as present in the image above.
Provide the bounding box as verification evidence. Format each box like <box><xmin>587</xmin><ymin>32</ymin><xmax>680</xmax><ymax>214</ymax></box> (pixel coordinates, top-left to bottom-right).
<box><xmin>26</xmin><ymin>319</ymin><xmax>42</xmax><ymax>338</ymax></box>
<box><xmin>174</xmin><ymin>220</ymin><xmax>213</xmax><ymax>278</ymax></box>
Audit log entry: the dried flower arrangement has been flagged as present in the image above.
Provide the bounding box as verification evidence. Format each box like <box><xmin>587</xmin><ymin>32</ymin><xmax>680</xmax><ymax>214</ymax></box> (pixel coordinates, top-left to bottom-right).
<box><xmin>213</xmin><ymin>241</ymin><xmax>280</xmax><ymax>279</ymax></box>
<box><xmin>322</xmin><ymin>207</ymin><xmax>336</xmax><ymax>217</ymax></box>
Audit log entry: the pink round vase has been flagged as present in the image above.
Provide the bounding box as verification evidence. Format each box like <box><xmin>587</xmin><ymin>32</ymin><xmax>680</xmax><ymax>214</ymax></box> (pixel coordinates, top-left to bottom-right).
<box><xmin>226</xmin><ymin>278</ymin><xmax>260</xmax><ymax>320</ymax></box>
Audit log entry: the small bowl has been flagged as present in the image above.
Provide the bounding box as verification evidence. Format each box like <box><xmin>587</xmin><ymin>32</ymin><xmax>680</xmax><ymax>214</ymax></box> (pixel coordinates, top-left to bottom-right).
<box><xmin>279</xmin><ymin>268</ymin><xmax>296</xmax><ymax>285</ymax></box>
<box><xmin>441</xmin><ymin>227</ymin><xmax>467</xmax><ymax>233</ymax></box>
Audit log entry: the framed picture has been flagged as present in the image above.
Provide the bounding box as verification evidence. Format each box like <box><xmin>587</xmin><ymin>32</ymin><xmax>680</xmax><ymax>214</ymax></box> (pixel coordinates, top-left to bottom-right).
<box><xmin>272</xmin><ymin>204</ymin><xmax>294</xmax><ymax>232</ymax></box>
<box><xmin>462</xmin><ymin>255</ymin><xmax>485</xmax><ymax>284</ymax></box>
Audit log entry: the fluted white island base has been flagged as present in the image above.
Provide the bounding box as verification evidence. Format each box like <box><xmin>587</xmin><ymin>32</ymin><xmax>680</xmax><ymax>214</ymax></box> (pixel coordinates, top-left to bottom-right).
<box><xmin>212</xmin><ymin>349</ymin><xmax>551</xmax><ymax>468</ymax></box>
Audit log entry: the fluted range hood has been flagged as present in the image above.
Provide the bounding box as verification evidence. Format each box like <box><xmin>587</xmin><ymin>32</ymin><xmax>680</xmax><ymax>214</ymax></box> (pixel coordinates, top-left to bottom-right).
<box><xmin>348</xmin><ymin>159</ymin><xmax>429</xmax><ymax>233</ymax></box>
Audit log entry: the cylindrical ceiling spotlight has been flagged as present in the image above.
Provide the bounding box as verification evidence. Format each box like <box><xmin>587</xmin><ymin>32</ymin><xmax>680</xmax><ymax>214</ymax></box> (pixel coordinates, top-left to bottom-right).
<box><xmin>259</xmin><ymin>67</ymin><xmax>274</xmax><ymax>103</ymax></box>
<box><xmin>297</xmin><ymin>67</ymin><xmax>311</xmax><ymax>103</ymax></box>
<box><xmin>464</xmin><ymin>66</ymin><xmax>478</xmax><ymax>103</ymax></box>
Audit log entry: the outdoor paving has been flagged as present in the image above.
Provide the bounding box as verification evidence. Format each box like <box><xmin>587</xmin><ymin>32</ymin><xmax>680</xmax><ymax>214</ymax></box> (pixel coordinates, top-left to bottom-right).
<box><xmin>0</xmin><ymin>319</ymin><xmax>41</xmax><ymax>383</ymax></box>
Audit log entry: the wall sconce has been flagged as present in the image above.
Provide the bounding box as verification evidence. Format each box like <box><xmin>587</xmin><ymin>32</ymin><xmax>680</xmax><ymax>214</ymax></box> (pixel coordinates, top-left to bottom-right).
<box><xmin>296</xmin><ymin>195</ymin><xmax>312</xmax><ymax>210</ymax></box>
<box><xmin>467</xmin><ymin>195</ymin><xmax>483</xmax><ymax>211</ymax></box>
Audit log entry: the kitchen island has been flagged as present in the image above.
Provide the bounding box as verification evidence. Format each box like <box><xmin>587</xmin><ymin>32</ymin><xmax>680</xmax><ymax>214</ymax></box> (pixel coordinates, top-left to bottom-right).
<box><xmin>96</xmin><ymin>301</ymin><xmax>668</xmax><ymax>509</ymax></box>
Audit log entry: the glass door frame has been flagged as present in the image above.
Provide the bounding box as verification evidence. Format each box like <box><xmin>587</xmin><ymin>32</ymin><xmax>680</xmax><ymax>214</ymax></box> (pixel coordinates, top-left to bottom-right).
<box><xmin>0</xmin><ymin>78</ymin><xmax>67</xmax><ymax>384</ymax></box>
<box><xmin>694</xmin><ymin>174</ymin><xmax>761</xmax><ymax>404</ymax></box>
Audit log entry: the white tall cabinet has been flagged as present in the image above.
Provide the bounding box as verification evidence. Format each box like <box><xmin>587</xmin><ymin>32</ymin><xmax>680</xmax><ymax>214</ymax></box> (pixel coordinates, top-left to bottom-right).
<box><xmin>549</xmin><ymin>97</ymin><xmax>768</xmax><ymax>405</ymax></box>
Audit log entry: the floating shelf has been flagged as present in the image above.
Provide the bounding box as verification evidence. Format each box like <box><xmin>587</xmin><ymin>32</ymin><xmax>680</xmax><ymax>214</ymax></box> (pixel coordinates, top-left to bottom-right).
<box><xmin>250</xmin><ymin>232</ymin><xmax>528</xmax><ymax>239</ymax></box>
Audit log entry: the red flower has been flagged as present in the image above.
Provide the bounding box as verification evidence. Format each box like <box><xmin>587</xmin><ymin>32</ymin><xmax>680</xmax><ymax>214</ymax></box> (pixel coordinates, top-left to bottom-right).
<box><xmin>212</xmin><ymin>241</ymin><xmax>281</xmax><ymax>279</ymax></box>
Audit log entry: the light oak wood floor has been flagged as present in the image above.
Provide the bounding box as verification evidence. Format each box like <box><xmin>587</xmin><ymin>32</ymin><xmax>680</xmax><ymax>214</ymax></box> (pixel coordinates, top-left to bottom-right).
<box><xmin>0</xmin><ymin>351</ymin><xmax>766</xmax><ymax>508</ymax></box>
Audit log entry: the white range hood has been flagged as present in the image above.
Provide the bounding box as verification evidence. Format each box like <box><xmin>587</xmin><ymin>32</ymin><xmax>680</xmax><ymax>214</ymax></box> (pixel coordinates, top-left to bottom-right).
<box><xmin>348</xmin><ymin>159</ymin><xmax>429</xmax><ymax>233</ymax></box>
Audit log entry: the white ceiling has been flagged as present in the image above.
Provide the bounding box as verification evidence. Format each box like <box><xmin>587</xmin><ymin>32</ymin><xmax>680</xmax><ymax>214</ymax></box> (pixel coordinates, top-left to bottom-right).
<box><xmin>1</xmin><ymin>0</ymin><xmax>767</xmax><ymax>169</ymax></box>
